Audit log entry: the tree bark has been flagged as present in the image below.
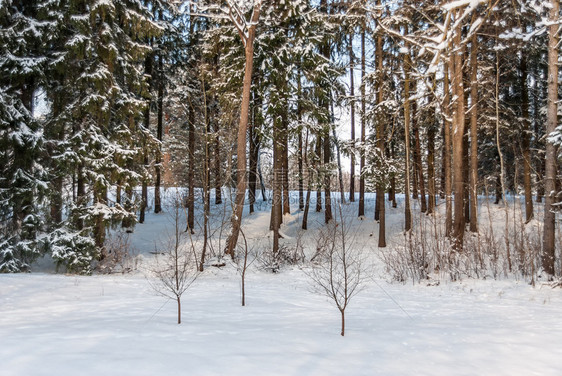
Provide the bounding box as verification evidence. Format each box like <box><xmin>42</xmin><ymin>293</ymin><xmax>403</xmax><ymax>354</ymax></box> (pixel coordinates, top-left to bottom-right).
<box><xmin>412</xmin><ymin>96</ymin><xmax>427</xmax><ymax>213</ymax></box>
<box><xmin>427</xmin><ymin>116</ymin><xmax>436</xmax><ymax>215</ymax></box>
<box><xmin>215</xmin><ymin>114</ymin><xmax>223</xmax><ymax>205</ymax></box>
<box><xmin>187</xmin><ymin>106</ymin><xmax>195</xmax><ymax>232</ymax></box>
<box><xmin>302</xmin><ymin>131</ymin><xmax>312</xmax><ymax>230</ymax></box>
<box><xmin>298</xmin><ymin>70</ymin><xmax>305</xmax><ymax>210</ymax></box>
<box><xmin>349</xmin><ymin>34</ymin><xmax>356</xmax><ymax>202</ymax></box>
<box><xmin>376</xmin><ymin>21</ymin><xmax>386</xmax><ymax>247</ymax></box>
<box><xmin>520</xmin><ymin>53</ymin><xmax>533</xmax><ymax>223</ymax></box>
<box><xmin>358</xmin><ymin>28</ymin><xmax>366</xmax><ymax>218</ymax></box>
<box><xmin>389</xmin><ymin>142</ymin><xmax>397</xmax><ymax>208</ymax></box>
<box><xmin>249</xmin><ymin>89</ymin><xmax>260</xmax><ymax>214</ymax></box>
<box><xmin>271</xmin><ymin>117</ymin><xmax>282</xmax><ymax>252</ymax></box>
<box><xmin>443</xmin><ymin>62</ymin><xmax>453</xmax><ymax>237</ymax></box>
<box><xmin>224</xmin><ymin>5</ymin><xmax>262</xmax><ymax>258</ymax></box>
<box><xmin>316</xmin><ymin>135</ymin><xmax>323</xmax><ymax>213</ymax></box>
<box><xmin>154</xmin><ymin>54</ymin><xmax>163</xmax><ymax>214</ymax></box>
<box><xmin>411</xmin><ymin>100</ymin><xmax>419</xmax><ymax>201</ymax></box>
<box><xmin>469</xmin><ymin>33</ymin><xmax>478</xmax><ymax>232</ymax></box>
<box><xmin>463</xmin><ymin>124</ymin><xmax>470</xmax><ymax>223</ymax></box>
<box><xmin>404</xmin><ymin>42</ymin><xmax>412</xmax><ymax>232</ymax></box>
<box><xmin>270</xmin><ymin>111</ymin><xmax>283</xmax><ymax>234</ymax></box>
<box><xmin>451</xmin><ymin>20</ymin><xmax>466</xmax><ymax>249</ymax></box>
<box><xmin>324</xmin><ymin>133</ymin><xmax>333</xmax><ymax>224</ymax></box>
<box><xmin>140</xmin><ymin>102</ymin><xmax>149</xmax><ymax>224</ymax></box>
<box><xmin>282</xmin><ymin>110</ymin><xmax>290</xmax><ymax>215</ymax></box>
<box><xmin>542</xmin><ymin>0</ymin><xmax>559</xmax><ymax>277</ymax></box>
<box><xmin>340</xmin><ymin>309</ymin><xmax>345</xmax><ymax>337</ymax></box>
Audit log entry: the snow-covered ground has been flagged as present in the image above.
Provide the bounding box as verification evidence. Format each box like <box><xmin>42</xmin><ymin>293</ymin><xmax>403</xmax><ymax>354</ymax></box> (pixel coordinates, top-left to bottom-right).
<box><xmin>1</xmin><ymin>189</ymin><xmax>561</xmax><ymax>375</ymax></box>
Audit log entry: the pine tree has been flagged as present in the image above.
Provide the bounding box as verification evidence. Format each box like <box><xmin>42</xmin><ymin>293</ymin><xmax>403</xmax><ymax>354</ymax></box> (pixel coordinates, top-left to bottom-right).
<box><xmin>42</xmin><ymin>0</ymin><xmax>159</xmax><ymax>273</ymax></box>
<box><xmin>0</xmin><ymin>0</ymin><xmax>50</xmax><ymax>272</ymax></box>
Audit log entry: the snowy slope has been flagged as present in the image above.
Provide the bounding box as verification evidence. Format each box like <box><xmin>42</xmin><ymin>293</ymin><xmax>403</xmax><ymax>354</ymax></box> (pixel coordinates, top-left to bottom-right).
<box><xmin>1</xmin><ymin>190</ymin><xmax>562</xmax><ymax>375</ymax></box>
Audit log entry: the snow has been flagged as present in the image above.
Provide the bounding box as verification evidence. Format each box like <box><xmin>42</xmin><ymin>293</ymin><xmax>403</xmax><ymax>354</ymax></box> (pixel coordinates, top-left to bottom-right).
<box><xmin>2</xmin><ymin>270</ymin><xmax>562</xmax><ymax>375</ymax></box>
<box><xmin>442</xmin><ymin>0</ymin><xmax>486</xmax><ymax>12</ymax></box>
<box><xmin>1</xmin><ymin>191</ymin><xmax>562</xmax><ymax>375</ymax></box>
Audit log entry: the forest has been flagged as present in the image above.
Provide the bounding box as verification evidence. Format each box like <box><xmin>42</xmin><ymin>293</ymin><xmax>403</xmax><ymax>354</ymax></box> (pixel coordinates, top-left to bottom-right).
<box><xmin>3</xmin><ymin>1</ymin><xmax>562</xmax><ymax>374</ymax></box>
<box><xmin>1</xmin><ymin>0</ymin><xmax>561</xmax><ymax>281</ymax></box>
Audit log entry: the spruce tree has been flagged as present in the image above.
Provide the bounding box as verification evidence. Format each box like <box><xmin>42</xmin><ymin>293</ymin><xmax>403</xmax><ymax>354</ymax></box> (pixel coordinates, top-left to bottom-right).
<box><xmin>0</xmin><ymin>0</ymin><xmax>49</xmax><ymax>272</ymax></box>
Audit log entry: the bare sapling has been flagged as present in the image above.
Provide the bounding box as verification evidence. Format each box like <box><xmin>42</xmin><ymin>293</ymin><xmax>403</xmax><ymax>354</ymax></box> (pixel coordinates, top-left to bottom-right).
<box><xmin>237</xmin><ymin>228</ymin><xmax>255</xmax><ymax>306</ymax></box>
<box><xmin>306</xmin><ymin>204</ymin><xmax>366</xmax><ymax>336</ymax></box>
<box><xmin>151</xmin><ymin>195</ymin><xmax>200</xmax><ymax>324</ymax></box>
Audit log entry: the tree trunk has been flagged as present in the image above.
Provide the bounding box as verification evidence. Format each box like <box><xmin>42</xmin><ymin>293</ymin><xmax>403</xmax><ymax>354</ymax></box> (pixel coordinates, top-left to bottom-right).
<box><xmin>349</xmin><ymin>34</ymin><xmax>356</xmax><ymax>202</ymax></box>
<box><xmin>469</xmin><ymin>33</ymin><xmax>478</xmax><ymax>232</ymax></box>
<box><xmin>440</xmin><ymin>125</ymin><xmax>446</xmax><ymax>199</ymax></box>
<box><xmin>411</xmin><ymin>102</ymin><xmax>419</xmax><ymax>201</ymax></box>
<box><xmin>534</xmin><ymin>63</ymin><xmax>545</xmax><ymax>204</ymax></box>
<box><xmin>298</xmin><ymin>71</ymin><xmax>305</xmax><ymax>210</ymax></box>
<box><xmin>224</xmin><ymin>8</ymin><xmax>261</xmax><ymax>257</ymax></box>
<box><xmin>389</xmin><ymin>142</ymin><xmax>397</xmax><ymax>208</ymax></box>
<box><xmin>412</xmin><ymin>96</ymin><xmax>427</xmax><ymax>213</ymax></box>
<box><xmin>140</xmin><ymin>50</ymin><xmax>152</xmax><ymax>224</ymax></box>
<box><xmin>249</xmin><ymin>89</ymin><xmax>260</xmax><ymax>214</ymax></box>
<box><xmin>270</xmin><ymin>113</ymin><xmax>283</xmax><ymax>235</ymax></box>
<box><xmin>404</xmin><ymin>43</ymin><xmax>412</xmax><ymax>232</ymax></box>
<box><xmin>49</xmin><ymin>99</ymin><xmax>64</xmax><ymax>227</ymax></box>
<box><xmin>177</xmin><ymin>296</ymin><xmax>181</xmax><ymax>324</ymax></box>
<box><xmin>215</xmin><ymin>115</ymin><xmax>223</xmax><ymax>205</ymax></box>
<box><xmin>76</xmin><ymin>163</ymin><xmax>85</xmax><ymax>230</ymax></box>
<box><xmin>140</xmin><ymin>132</ymin><xmax>148</xmax><ymax>225</ymax></box>
<box><xmin>302</xmin><ymin>187</ymin><xmax>312</xmax><ymax>230</ymax></box>
<box><xmin>315</xmin><ymin>135</ymin><xmax>323</xmax><ymax>213</ymax></box>
<box><xmin>200</xmin><ymin>81</ymin><xmax>211</xmax><ymax>272</ymax></box>
<box><xmin>427</xmin><ymin>118</ymin><xmax>436</xmax><ymax>215</ymax></box>
<box><xmin>340</xmin><ymin>309</ymin><xmax>345</xmax><ymax>337</ymax></box>
<box><xmin>154</xmin><ymin>55</ymin><xmax>163</xmax><ymax>214</ymax></box>
<box><xmin>376</xmin><ymin>22</ymin><xmax>386</xmax><ymax>247</ymax></box>
<box><xmin>443</xmin><ymin>62</ymin><xmax>453</xmax><ymax>237</ymax></box>
<box><xmin>93</xmin><ymin>186</ymin><xmax>106</xmax><ymax>255</ymax></box>
<box><xmin>324</xmin><ymin>132</ymin><xmax>333</xmax><ymax>224</ymax></box>
<box><xmin>542</xmin><ymin>0</ymin><xmax>559</xmax><ymax>277</ymax></box>
<box><xmin>302</xmin><ymin>131</ymin><xmax>311</xmax><ymax>230</ymax></box>
<box><xmin>451</xmin><ymin>21</ymin><xmax>466</xmax><ymax>250</ymax></box>
<box><xmin>187</xmin><ymin>107</ymin><xmax>195</xmax><ymax>232</ymax></box>
<box><xmin>358</xmin><ymin>28</ymin><xmax>366</xmax><ymax>218</ymax></box>
<box><xmin>282</xmin><ymin>111</ymin><xmax>290</xmax><ymax>215</ymax></box>
<box><xmin>520</xmin><ymin>53</ymin><xmax>533</xmax><ymax>223</ymax></box>
<box><xmin>463</xmin><ymin>125</ymin><xmax>470</xmax><ymax>223</ymax></box>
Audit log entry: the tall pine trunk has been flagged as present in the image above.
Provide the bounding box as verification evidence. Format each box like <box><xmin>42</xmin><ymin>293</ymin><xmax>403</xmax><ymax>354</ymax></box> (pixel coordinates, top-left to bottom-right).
<box><xmin>324</xmin><ymin>133</ymin><xmax>333</xmax><ymax>224</ymax></box>
<box><xmin>224</xmin><ymin>5</ymin><xmax>261</xmax><ymax>258</ymax></box>
<box><xmin>443</xmin><ymin>63</ymin><xmax>453</xmax><ymax>237</ymax></box>
<box><xmin>412</xmin><ymin>96</ymin><xmax>427</xmax><ymax>213</ymax></box>
<box><xmin>154</xmin><ymin>54</ymin><xmax>163</xmax><ymax>214</ymax></box>
<box><xmin>187</xmin><ymin>107</ymin><xmax>195</xmax><ymax>232</ymax></box>
<box><xmin>282</xmin><ymin>111</ymin><xmax>290</xmax><ymax>215</ymax></box>
<box><xmin>542</xmin><ymin>0</ymin><xmax>559</xmax><ymax>277</ymax></box>
<box><xmin>469</xmin><ymin>33</ymin><xmax>479</xmax><ymax>232</ymax></box>
<box><xmin>140</xmin><ymin>104</ymin><xmax>149</xmax><ymax>224</ymax></box>
<box><xmin>520</xmin><ymin>53</ymin><xmax>533</xmax><ymax>223</ymax></box>
<box><xmin>403</xmin><ymin>41</ymin><xmax>412</xmax><ymax>232</ymax></box>
<box><xmin>298</xmin><ymin>70</ymin><xmax>305</xmax><ymax>210</ymax></box>
<box><xmin>375</xmin><ymin>21</ymin><xmax>386</xmax><ymax>247</ymax></box>
<box><xmin>215</xmin><ymin>114</ymin><xmax>223</xmax><ymax>205</ymax></box>
<box><xmin>427</xmin><ymin>117</ymin><xmax>436</xmax><ymax>215</ymax></box>
<box><xmin>349</xmin><ymin>34</ymin><xmax>356</xmax><ymax>202</ymax></box>
<box><xmin>451</xmin><ymin>20</ymin><xmax>466</xmax><ymax>249</ymax></box>
<box><xmin>358</xmin><ymin>28</ymin><xmax>366</xmax><ymax>218</ymax></box>
<box><xmin>249</xmin><ymin>88</ymin><xmax>260</xmax><ymax>214</ymax></box>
